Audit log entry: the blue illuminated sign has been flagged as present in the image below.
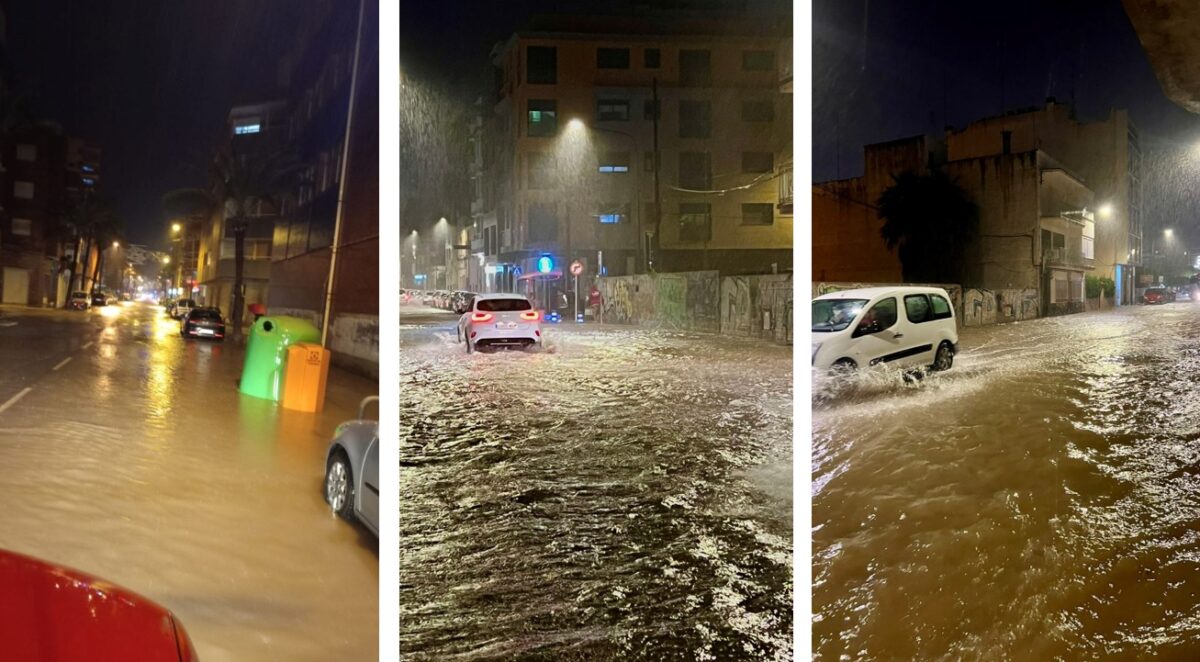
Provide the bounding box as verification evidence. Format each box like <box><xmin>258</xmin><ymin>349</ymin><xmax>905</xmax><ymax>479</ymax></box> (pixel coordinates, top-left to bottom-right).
<box><xmin>537</xmin><ymin>255</ymin><xmax>554</xmax><ymax>273</ymax></box>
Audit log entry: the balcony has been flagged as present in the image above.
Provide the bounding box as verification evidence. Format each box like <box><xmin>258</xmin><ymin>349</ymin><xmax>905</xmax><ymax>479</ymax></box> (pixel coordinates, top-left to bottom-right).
<box><xmin>1043</xmin><ymin>247</ymin><xmax>1094</xmax><ymax>271</ymax></box>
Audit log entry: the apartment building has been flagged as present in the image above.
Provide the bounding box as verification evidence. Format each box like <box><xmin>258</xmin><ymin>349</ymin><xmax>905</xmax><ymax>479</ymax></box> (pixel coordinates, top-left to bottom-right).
<box><xmin>484</xmin><ymin>15</ymin><xmax>792</xmax><ymax>292</ymax></box>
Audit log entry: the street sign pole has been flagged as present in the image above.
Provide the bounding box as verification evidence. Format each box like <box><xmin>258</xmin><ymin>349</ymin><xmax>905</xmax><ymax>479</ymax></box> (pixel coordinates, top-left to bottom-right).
<box><xmin>574</xmin><ymin>273</ymin><xmax>579</xmax><ymax>321</ymax></box>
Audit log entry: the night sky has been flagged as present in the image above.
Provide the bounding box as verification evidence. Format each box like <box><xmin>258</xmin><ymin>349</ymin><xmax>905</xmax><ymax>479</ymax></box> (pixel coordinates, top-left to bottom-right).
<box><xmin>814</xmin><ymin>0</ymin><xmax>1200</xmax><ymax>241</ymax></box>
<box><xmin>5</xmin><ymin>1</ymin><xmax>305</xmax><ymax>248</ymax></box>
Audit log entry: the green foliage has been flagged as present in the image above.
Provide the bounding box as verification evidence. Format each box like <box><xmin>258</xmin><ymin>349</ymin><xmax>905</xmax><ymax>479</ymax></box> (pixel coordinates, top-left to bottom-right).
<box><xmin>877</xmin><ymin>169</ymin><xmax>980</xmax><ymax>284</ymax></box>
<box><xmin>1085</xmin><ymin>275</ymin><xmax>1115</xmax><ymax>298</ymax></box>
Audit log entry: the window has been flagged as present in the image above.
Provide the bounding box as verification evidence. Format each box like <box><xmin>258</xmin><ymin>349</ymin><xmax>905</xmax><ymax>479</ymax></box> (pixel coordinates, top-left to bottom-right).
<box><xmin>527</xmin><ymin>99</ymin><xmax>557</xmax><ymax>137</ymax></box>
<box><xmin>904</xmin><ymin>295</ymin><xmax>932</xmax><ymax>323</ymax></box>
<box><xmin>234</xmin><ymin>123</ymin><xmax>261</xmax><ymax>135</ymax></box>
<box><xmin>643</xmin><ymin>99</ymin><xmax>660</xmax><ymax>120</ymax></box>
<box><xmin>16</xmin><ymin>144</ymin><xmax>36</xmax><ymax>161</ymax></box>
<box><xmin>81</xmin><ymin>164</ymin><xmax>95</xmax><ymax>173</ymax></box>
<box><xmin>741</xmin><ymin>203</ymin><xmax>774</xmax><ymax>226</ymax></box>
<box><xmin>679</xmin><ymin>152</ymin><xmax>711</xmax><ymax>190</ymax></box>
<box><xmin>527</xmin><ymin>46</ymin><xmax>557</xmax><ymax>84</ymax></box>
<box><xmin>596</xmin><ymin>99</ymin><xmax>630</xmax><ymax>121</ymax></box>
<box><xmin>11</xmin><ymin>218</ymin><xmax>31</xmax><ymax>236</ymax></box>
<box><xmin>854</xmin><ymin>298</ymin><xmax>898</xmax><ymax>336</ymax></box>
<box><xmin>598</xmin><ymin>152</ymin><xmax>630</xmax><ymax>173</ymax></box>
<box><xmin>528</xmin><ymin>204</ymin><xmax>558</xmax><ymax>242</ymax></box>
<box><xmin>679</xmin><ymin>203</ymin><xmax>711</xmax><ymax>241</ymax></box>
<box><xmin>597</xmin><ymin>47</ymin><xmax>630</xmax><ymax>69</ymax></box>
<box><xmin>644</xmin><ymin>48</ymin><xmax>661</xmax><ymax>68</ymax></box>
<box><xmin>930</xmin><ymin>295</ymin><xmax>953</xmax><ymax>319</ymax></box>
<box><xmin>679</xmin><ymin>49</ymin><xmax>712</xmax><ymax>87</ymax></box>
<box><xmin>479</xmin><ymin>297</ymin><xmax>533</xmax><ymax>312</ymax></box>
<box><xmin>1083</xmin><ymin>220</ymin><xmax>1095</xmax><ymax>260</ymax></box>
<box><xmin>81</xmin><ymin>177</ymin><xmax>96</xmax><ymax>187</ymax></box>
<box><xmin>14</xmin><ymin>181</ymin><xmax>33</xmax><ymax>199</ymax></box>
<box><xmin>742</xmin><ymin>50</ymin><xmax>775</xmax><ymax>71</ymax></box>
<box><xmin>741</xmin><ymin>99</ymin><xmax>775</xmax><ymax>122</ymax></box>
<box><xmin>742</xmin><ymin>152</ymin><xmax>774</xmax><ymax>173</ymax></box>
<box><xmin>679</xmin><ymin>100</ymin><xmax>711</xmax><ymax>138</ymax></box>
<box><xmin>1041</xmin><ymin>229</ymin><xmax>1066</xmax><ymax>258</ymax></box>
<box><xmin>598</xmin><ymin>203</ymin><xmax>628</xmax><ymax>224</ymax></box>
<box><xmin>528</xmin><ymin>152</ymin><xmax>554</xmax><ymax>189</ymax></box>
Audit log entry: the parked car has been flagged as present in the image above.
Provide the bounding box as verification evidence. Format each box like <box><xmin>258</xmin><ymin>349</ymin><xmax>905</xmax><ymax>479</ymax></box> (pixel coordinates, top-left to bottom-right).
<box><xmin>421</xmin><ymin>291</ymin><xmax>436</xmax><ymax>306</ymax></box>
<box><xmin>812</xmin><ymin>286</ymin><xmax>958</xmax><ymax>373</ymax></box>
<box><xmin>169</xmin><ymin>298</ymin><xmax>196</xmax><ymax>320</ymax></box>
<box><xmin>0</xmin><ymin>549</ymin><xmax>198</xmax><ymax>661</ymax></box>
<box><xmin>325</xmin><ymin>395</ymin><xmax>379</xmax><ymax>537</ymax></box>
<box><xmin>1143</xmin><ymin>285</ymin><xmax>1176</xmax><ymax>304</ymax></box>
<box><xmin>451</xmin><ymin>290</ymin><xmax>476</xmax><ymax>314</ymax></box>
<box><xmin>91</xmin><ymin>291</ymin><xmax>110</xmax><ymax>307</ymax></box>
<box><xmin>457</xmin><ymin>293</ymin><xmax>542</xmax><ymax>353</ymax></box>
<box><xmin>68</xmin><ymin>291</ymin><xmax>91</xmax><ymax>311</ymax></box>
<box><xmin>180</xmin><ymin>307</ymin><xmax>226</xmax><ymax>340</ymax></box>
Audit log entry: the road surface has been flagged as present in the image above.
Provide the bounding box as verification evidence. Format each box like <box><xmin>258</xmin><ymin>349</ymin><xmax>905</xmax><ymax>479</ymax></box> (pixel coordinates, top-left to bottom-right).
<box><xmin>0</xmin><ymin>302</ymin><xmax>378</xmax><ymax>661</ymax></box>
<box><xmin>400</xmin><ymin>303</ymin><xmax>793</xmax><ymax>661</ymax></box>
<box><xmin>814</xmin><ymin>302</ymin><xmax>1200</xmax><ymax>659</ymax></box>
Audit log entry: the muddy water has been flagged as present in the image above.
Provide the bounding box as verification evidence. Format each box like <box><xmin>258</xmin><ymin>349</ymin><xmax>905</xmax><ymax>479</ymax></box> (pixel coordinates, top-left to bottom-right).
<box><xmin>0</xmin><ymin>303</ymin><xmax>378</xmax><ymax>661</ymax></box>
<box><xmin>401</xmin><ymin>307</ymin><xmax>793</xmax><ymax>660</ymax></box>
<box><xmin>813</xmin><ymin>304</ymin><xmax>1200</xmax><ymax>659</ymax></box>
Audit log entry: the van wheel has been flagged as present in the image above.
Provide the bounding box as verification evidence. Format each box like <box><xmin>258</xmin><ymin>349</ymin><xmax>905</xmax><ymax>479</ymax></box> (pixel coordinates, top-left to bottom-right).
<box><xmin>831</xmin><ymin>358</ymin><xmax>856</xmax><ymax>374</ymax></box>
<box><xmin>933</xmin><ymin>342</ymin><xmax>955</xmax><ymax>371</ymax></box>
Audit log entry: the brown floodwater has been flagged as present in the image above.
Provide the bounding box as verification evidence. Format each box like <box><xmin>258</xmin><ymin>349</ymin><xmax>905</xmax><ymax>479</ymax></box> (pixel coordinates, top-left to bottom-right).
<box><xmin>813</xmin><ymin>303</ymin><xmax>1200</xmax><ymax>659</ymax></box>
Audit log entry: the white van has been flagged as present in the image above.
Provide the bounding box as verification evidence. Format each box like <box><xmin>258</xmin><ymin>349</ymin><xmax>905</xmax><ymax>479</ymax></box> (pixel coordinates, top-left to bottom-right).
<box><xmin>812</xmin><ymin>286</ymin><xmax>958</xmax><ymax>372</ymax></box>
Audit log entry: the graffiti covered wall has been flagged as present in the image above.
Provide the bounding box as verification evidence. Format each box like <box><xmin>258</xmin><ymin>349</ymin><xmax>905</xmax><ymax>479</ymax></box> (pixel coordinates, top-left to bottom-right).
<box><xmin>598</xmin><ymin>271</ymin><xmax>722</xmax><ymax>331</ymax></box>
<box><xmin>720</xmin><ymin>274</ymin><xmax>793</xmax><ymax>343</ymax></box>
<box><xmin>813</xmin><ymin>281</ymin><xmax>1040</xmax><ymax>328</ymax></box>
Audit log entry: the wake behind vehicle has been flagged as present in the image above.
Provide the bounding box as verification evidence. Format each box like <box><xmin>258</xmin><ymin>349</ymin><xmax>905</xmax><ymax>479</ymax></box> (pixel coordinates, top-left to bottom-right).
<box><xmin>812</xmin><ymin>286</ymin><xmax>958</xmax><ymax>373</ymax></box>
<box><xmin>181</xmin><ymin>307</ymin><xmax>226</xmax><ymax>340</ymax></box>
<box><xmin>457</xmin><ymin>293</ymin><xmax>542</xmax><ymax>353</ymax></box>
<box><xmin>0</xmin><ymin>549</ymin><xmax>198</xmax><ymax>661</ymax></box>
<box><xmin>325</xmin><ymin>396</ymin><xmax>379</xmax><ymax>537</ymax></box>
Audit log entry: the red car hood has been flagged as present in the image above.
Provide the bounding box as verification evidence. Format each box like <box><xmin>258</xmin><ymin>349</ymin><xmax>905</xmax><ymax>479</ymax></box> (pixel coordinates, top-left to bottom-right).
<box><xmin>0</xmin><ymin>550</ymin><xmax>197</xmax><ymax>661</ymax></box>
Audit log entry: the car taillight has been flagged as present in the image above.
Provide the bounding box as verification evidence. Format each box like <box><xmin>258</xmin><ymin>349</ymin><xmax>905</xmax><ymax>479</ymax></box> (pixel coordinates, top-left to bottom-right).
<box><xmin>470</xmin><ymin>312</ymin><xmax>494</xmax><ymax>323</ymax></box>
<box><xmin>519</xmin><ymin>310</ymin><xmax>539</xmax><ymax>321</ymax></box>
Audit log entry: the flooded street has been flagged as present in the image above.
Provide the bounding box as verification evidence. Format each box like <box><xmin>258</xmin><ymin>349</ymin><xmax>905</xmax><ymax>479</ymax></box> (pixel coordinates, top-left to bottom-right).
<box><xmin>813</xmin><ymin>303</ymin><xmax>1200</xmax><ymax>659</ymax></box>
<box><xmin>0</xmin><ymin>302</ymin><xmax>378</xmax><ymax>661</ymax></box>
<box><xmin>401</xmin><ymin>305</ymin><xmax>793</xmax><ymax>660</ymax></box>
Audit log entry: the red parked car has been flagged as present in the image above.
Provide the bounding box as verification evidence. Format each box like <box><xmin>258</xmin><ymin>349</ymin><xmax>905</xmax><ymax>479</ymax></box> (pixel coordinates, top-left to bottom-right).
<box><xmin>0</xmin><ymin>550</ymin><xmax>198</xmax><ymax>661</ymax></box>
<box><xmin>1143</xmin><ymin>285</ymin><xmax>1176</xmax><ymax>305</ymax></box>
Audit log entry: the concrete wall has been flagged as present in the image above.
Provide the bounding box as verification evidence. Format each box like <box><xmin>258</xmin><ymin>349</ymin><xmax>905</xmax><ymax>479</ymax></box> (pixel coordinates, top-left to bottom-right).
<box><xmin>598</xmin><ymin>270</ymin><xmax>720</xmax><ymax>332</ymax></box>
<box><xmin>720</xmin><ymin>273</ymin><xmax>793</xmax><ymax>343</ymax></box>
<box><xmin>813</xmin><ymin>281</ymin><xmax>1045</xmax><ymax>328</ymax></box>
<box><xmin>812</xmin><ymin>182</ymin><xmax>903</xmax><ymax>283</ymax></box>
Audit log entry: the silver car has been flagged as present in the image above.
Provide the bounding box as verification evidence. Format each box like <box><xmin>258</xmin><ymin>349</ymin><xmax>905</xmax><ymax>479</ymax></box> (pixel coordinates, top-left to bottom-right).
<box><xmin>324</xmin><ymin>396</ymin><xmax>379</xmax><ymax>536</ymax></box>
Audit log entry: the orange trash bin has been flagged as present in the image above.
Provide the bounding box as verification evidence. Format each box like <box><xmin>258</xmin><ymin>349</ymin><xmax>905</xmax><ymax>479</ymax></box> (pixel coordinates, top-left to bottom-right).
<box><xmin>282</xmin><ymin>342</ymin><xmax>331</xmax><ymax>412</ymax></box>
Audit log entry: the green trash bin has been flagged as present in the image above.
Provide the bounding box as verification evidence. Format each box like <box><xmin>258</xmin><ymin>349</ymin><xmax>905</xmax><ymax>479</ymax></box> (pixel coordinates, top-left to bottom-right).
<box><xmin>239</xmin><ymin>316</ymin><xmax>321</xmax><ymax>401</ymax></box>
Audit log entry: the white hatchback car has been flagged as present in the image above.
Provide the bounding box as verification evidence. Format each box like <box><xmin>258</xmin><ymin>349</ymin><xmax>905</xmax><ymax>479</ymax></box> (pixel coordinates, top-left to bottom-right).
<box><xmin>812</xmin><ymin>286</ymin><xmax>958</xmax><ymax>372</ymax></box>
<box><xmin>457</xmin><ymin>293</ymin><xmax>542</xmax><ymax>353</ymax></box>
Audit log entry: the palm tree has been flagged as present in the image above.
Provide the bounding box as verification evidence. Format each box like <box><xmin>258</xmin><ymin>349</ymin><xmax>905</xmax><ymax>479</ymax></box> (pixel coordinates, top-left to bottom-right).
<box><xmin>878</xmin><ymin>169</ymin><xmax>980</xmax><ymax>284</ymax></box>
<box><xmin>59</xmin><ymin>193</ymin><xmax>119</xmax><ymax>298</ymax></box>
<box><xmin>208</xmin><ymin>147</ymin><xmax>300</xmax><ymax>342</ymax></box>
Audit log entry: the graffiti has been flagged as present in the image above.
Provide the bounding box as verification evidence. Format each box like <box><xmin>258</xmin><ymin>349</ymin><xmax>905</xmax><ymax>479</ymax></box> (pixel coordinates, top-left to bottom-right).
<box><xmin>602</xmin><ymin>278</ymin><xmax>635</xmax><ymax>323</ymax></box>
<box><xmin>657</xmin><ymin>276</ymin><xmax>687</xmax><ymax>327</ymax></box>
<box><xmin>686</xmin><ymin>271</ymin><xmax>721</xmax><ymax>332</ymax></box>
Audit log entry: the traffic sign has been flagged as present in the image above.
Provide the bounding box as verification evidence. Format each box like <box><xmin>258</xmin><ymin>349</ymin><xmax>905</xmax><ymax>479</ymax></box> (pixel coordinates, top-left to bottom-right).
<box><xmin>570</xmin><ymin>260</ymin><xmax>583</xmax><ymax>276</ymax></box>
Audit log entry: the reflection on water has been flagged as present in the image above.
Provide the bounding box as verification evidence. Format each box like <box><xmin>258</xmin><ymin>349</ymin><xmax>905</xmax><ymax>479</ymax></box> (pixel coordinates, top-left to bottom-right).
<box><xmin>0</xmin><ymin>303</ymin><xmax>378</xmax><ymax>661</ymax></box>
<box><xmin>814</xmin><ymin>304</ymin><xmax>1200</xmax><ymax>659</ymax></box>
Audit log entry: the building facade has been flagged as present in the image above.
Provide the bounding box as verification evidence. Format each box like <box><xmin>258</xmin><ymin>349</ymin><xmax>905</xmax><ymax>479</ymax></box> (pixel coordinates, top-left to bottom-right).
<box><xmin>480</xmin><ymin>17</ymin><xmax>791</xmax><ymax>303</ymax></box>
<box><xmin>196</xmin><ymin>101</ymin><xmax>286</xmax><ymax>317</ymax></box>
<box><xmin>945</xmin><ymin>100</ymin><xmax>1143</xmax><ymax>304</ymax></box>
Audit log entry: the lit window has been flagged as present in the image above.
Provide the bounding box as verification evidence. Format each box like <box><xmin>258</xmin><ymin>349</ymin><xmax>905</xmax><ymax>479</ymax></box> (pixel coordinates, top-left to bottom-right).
<box><xmin>82</xmin><ymin>177</ymin><xmax>96</xmax><ymax>186</ymax></box>
<box><xmin>234</xmin><ymin>123</ymin><xmax>261</xmax><ymax>135</ymax></box>
<box><xmin>598</xmin><ymin>152</ymin><xmax>630</xmax><ymax>173</ymax></box>
<box><xmin>82</xmin><ymin>164</ymin><xmax>95</xmax><ymax>173</ymax></box>
<box><xmin>598</xmin><ymin>204</ymin><xmax>628</xmax><ymax>224</ymax></box>
<box><xmin>527</xmin><ymin>100</ymin><xmax>557</xmax><ymax>137</ymax></box>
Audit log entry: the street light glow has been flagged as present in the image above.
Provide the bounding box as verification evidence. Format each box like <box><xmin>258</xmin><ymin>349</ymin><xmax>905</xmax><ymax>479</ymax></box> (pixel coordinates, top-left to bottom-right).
<box><xmin>171</xmin><ymin>222</ymin><xmax>182</xmax><ymax>233</ymax></box>
<box><xmin>568</xmin><ymin>118</ymin><xmax>585</xmax><ymax>130</ymax></box>
<box><xmin>1165</xmin><ymin>228</ymin><xmax>1175</xmax><ymax>239</ymax></box>
<box><xmin>1097</xmin><ymin>203</ymin><xmax>1113</xmax><ymax>218</ymax></box>
<box><xmin>162</xmin><ymin>256</ymin><xmax>170</xmax><ymax>264</ymax></box>
<box><xmin>112</xmin><ymin>241</ymin><xmax>120</xmax><ymax>248</ymax></box>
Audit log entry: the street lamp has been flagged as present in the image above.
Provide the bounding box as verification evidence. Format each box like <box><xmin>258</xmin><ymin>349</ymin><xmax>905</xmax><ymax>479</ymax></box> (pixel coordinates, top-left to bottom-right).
<box><xmin>171</xmin><ymin>222</ymin><xmax>181</xmax><ymax>233</ymax></box>
<box><xmin>1098</xmin><ymin>203</ymin><xmax>1114</xmax><ymax>219</ymax></box>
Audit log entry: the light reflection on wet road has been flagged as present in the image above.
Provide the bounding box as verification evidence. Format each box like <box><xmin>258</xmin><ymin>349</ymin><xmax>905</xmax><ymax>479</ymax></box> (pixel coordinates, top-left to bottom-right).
<box><xmin>0</xmin><ymin>303</ymin><xmax>377</xmax><ymax>661</ymax></box>
<box><xmin>401</xmin><ymin>305</ymin><xmax>793</xmax><ymax>661</ymax></box>
<box><xmin>813</xmin><ymin>303</ymin><xmax>1200</xmax><ymax>660</ymax></box>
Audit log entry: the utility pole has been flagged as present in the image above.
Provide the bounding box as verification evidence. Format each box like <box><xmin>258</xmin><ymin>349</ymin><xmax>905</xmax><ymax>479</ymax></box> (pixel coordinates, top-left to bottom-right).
<box><xmin>652</xmin><ymin>77</ymin><xmax>662</xmax><ymax>273</ymax></box>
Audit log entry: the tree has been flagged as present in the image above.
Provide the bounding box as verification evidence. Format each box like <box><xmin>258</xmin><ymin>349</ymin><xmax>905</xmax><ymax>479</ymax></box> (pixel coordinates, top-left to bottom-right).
<box><xmin>877</xmin><ymin>169</ymin><xmax>980</xmax><ymax>284</ymax></box>
<box><xmin>208</xmin><ymin>147</ymin><xmax>300</xmax><ymax>342</ymax></box>
<box><xmin>60</xmin><ymin>193</ymin><xmax>121</xmax><ymax>297</ymax></box>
